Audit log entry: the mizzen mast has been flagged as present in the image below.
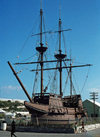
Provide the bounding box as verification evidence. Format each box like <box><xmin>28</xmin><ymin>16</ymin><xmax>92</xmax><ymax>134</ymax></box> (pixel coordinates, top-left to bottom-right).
<box><xmin>70</xmin><ymin>60</ymin><xmax>72</xmax><ymax>96</ymax></box>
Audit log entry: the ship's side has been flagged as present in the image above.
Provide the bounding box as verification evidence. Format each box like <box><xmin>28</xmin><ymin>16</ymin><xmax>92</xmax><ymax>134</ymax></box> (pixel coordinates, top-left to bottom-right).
<box><xmin>24</xmin><ymin>93</ymin><xmax>86</xmax><ymax>125</ymax></box>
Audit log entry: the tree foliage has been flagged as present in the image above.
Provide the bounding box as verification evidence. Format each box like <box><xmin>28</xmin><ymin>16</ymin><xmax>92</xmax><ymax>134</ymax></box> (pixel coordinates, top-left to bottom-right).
<box><xmin>0</xmin><ymin>101</ymin><xmax>26</xmax><ymax>112</ymax></box>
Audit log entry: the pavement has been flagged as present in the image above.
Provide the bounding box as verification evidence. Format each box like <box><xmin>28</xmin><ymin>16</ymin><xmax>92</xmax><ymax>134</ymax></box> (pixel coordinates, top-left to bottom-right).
<box><xmin>77</xmin><ymin>123</ymin><xmax>100</xmax><ymax>132</ymax></box>
<box><xmin>0</xmin><ymin>129</ymin><xmax>100</xmax><ymax>137</ymax></box>
<box><xmin>1</xmin><ymin>124</ymin><xmax>100</xmax><ymax>137</ymax></box>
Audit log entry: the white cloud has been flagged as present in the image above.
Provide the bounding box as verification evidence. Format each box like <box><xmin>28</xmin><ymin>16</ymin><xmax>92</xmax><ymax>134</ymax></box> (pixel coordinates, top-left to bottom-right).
<box><xmin>0</xmin><ymin>85</ymin><xmax>21</xmax><ymax>91</ymax></box>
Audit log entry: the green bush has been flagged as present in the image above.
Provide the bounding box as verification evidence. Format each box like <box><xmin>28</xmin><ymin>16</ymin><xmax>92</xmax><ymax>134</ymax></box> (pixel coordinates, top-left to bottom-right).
<box><xmin>0</xmin><ymin>113</ymin><xmax>5</xmax><ymax>118</ymax></box>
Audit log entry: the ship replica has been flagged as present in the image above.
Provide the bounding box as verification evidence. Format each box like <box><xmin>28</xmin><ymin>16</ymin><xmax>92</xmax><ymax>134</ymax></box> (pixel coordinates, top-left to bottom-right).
<box><xmin>8</xmin><ymin>5</ymin><xmax>91</xmax><ymax>127</ymax></box>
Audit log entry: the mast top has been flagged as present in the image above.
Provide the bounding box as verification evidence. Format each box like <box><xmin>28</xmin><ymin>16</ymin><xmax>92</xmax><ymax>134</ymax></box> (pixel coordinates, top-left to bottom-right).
<box><xmin>55</xmin><ymin>14</ymin><xmax>66</xmax><ymax>60</ymax></box>
<box><xmin>40</xmin><ymin>0</ymin><xmax>42</xmax><ymax>10</ymax></box>
<box><xmin>59</xmin><ymin>2</ymin><xmax>61</xmax><ymax>20</ymax></box>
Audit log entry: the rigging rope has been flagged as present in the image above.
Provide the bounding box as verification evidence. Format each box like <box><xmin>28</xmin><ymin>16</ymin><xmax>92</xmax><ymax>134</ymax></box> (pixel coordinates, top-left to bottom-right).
<box><xmin>43</xmin><ymin>54</ymin><xmax>52</xmax><ymax>91</ymax></box>
<box><xmin>32</xmin><ymin>55</ymin><xmax>40</xmax><ymax>96</ymax></box>
<box><xmin>50</xmin><ymin>62</ymin><xmax>59</xmax><ymax>94</ymax></box>
<box><xmin>18</xmin><ymin>53</ymin><xmax>38</xmax><ymax>63</ymax></box>
<box><xmin>63</xmin><ymin>60</ymin><xmax>76</xmax><ymax>95</ymax></box>
<box><xmin>80</xmin><ymin>66</ymin><xmax>90</xmax><ymax>93</ymax></box>
<box><xmin>43</xmin><ymin>16</ymin><xmax>48</xmax><ymax>47</ymax></box>
<box><xmin>54</xmin><ymin>34</ymin><xmax>59</xmax><ymax>53</ymax></box>
<box><xmin>17</xmin><ymin>15</ymin><xmax>39</xmax><ymax>58</ymax></box>
<box><xmin>14</xmin><ymin>53</ymin><xmax>39</xmax><ymax>75</ymax></box>
<box><xmin>72</xmin><ymin>73</ymin><xmax>79</xmax><ymax>94</ymax></box>
<box><xmin>62</xmin><ymin>27</ymin><xmax>67</xmax><ymax>55</ymax></box>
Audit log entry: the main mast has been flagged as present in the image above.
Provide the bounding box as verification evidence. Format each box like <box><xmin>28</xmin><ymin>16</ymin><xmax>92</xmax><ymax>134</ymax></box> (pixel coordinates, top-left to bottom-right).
<box><xmin>36</xmin><ymin>7</ymin><xmax>47</xmax><ymax>95</ymax></box>
<box><xmin>55</xmin><ymin>17</ymin><xmax>66</xmax><ymax>96</ymax></box>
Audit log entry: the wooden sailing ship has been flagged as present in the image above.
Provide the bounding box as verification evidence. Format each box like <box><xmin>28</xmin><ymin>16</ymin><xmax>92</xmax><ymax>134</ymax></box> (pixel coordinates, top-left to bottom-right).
<box><xmin>8</xmin><ymin>5</ymin><xmax>91</xmax><ymax>126</ymax></box>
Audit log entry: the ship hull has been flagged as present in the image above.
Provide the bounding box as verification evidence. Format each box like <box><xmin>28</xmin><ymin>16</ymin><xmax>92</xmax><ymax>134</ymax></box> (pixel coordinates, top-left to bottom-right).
<box><xmin>24</xmin><ymin>94</ymin><xmax>85</xmax><ymax>125</ymax></box>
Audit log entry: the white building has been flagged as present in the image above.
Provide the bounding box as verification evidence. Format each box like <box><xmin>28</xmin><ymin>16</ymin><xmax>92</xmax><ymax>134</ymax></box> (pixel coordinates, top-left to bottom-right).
<box><xmin>0</xmin><ymin>109</ymin><xmax>5</xmax><ymax>114</ymax></box>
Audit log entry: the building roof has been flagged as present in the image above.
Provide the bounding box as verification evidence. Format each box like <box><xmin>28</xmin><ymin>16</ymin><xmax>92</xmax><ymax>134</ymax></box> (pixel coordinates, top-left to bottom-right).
<box><xmin>0</xmin><ymin>109</ymin><xmax>5</xmax><ymax>113</ymax></box>
<box><xmin>16</xmin><ymin>111</ymin><xmax>29</xmax><ymax>116</ymax></box>
<box><xmin>84</xmin><ymin>99</ymin><xmax>100</xmax><ymax>107</ymax></box>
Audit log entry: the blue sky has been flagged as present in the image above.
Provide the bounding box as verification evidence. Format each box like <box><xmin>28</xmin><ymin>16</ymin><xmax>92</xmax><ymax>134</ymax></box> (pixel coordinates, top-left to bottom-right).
<box><xmin>0</xmin><ymin>0</ymin><xmax>100</xmax><ymax>102</ymax></box>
